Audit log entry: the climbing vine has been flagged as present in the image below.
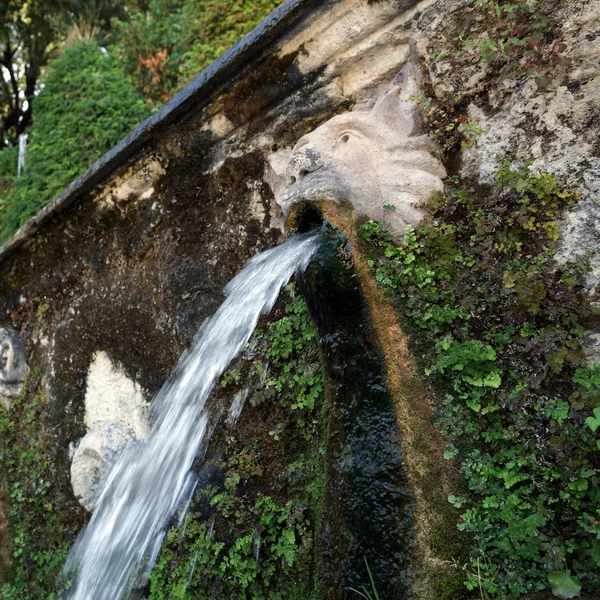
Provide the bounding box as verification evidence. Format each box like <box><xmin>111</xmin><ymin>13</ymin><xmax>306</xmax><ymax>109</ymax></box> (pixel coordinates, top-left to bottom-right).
<box><xmin>361</xmin><ymin>159</ymin><xmax>599</xmax><ymax>598</ymax></box>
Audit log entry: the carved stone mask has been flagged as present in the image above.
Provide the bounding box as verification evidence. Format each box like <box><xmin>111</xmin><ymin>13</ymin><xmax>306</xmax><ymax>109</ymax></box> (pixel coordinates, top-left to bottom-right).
<box><xmin>267</xmin><ymin>53</ymin><xmax>446</xmax><ymax>236</ymax></box>
<box><xmin>0</xmin><ymin>326</ymin><xmax>29</xmax><ymax>409</ymax></box>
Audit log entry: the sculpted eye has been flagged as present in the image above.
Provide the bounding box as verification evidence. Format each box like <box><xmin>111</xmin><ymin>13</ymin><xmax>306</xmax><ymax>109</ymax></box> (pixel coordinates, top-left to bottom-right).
<box><xmin>339</xmin><ymin>133</ymin><xmax>351</xmax><ymax>144</ymax></box>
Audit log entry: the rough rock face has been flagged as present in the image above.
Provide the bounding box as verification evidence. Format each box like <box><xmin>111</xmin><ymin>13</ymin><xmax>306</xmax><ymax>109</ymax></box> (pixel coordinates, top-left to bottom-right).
<box><xmin>420</xmin><ymin>0</ymin><xmax>600</xmax><ymax>289</ymax></box>
<box><xmin>70</xmin><ymin>351</ymin><xmax>149</xmax><ymax>511</ymax></box>
<box><xmin>267</xmin><ymin>49</ymin><xmax>446</xmax><ymax>235</ymax></box>
<box><xmin>0</xmin><ymin>0</ymin><xmax>598</xmax><ymax>597</ymax></box>
<box><xmin>0</xmin><ymin>325</ymin><xmax>28</xmax><ymax>409</ymax></box>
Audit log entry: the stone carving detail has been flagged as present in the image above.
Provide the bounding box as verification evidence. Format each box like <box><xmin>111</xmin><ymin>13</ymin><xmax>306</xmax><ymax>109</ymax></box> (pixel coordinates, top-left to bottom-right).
<box><xmin>0</xmin><ymin>325</ymin><xmax>29</xmax><ymax>409</ymax></box>
<box><xmin>71</xmin><ymin>351</ymin><xmax>150</xmax><ymax>511</ymax></box>
<box><xmin>267</xmin><ymin>51</ymin><xmax>446</xmax><ymax>236</ymax></box>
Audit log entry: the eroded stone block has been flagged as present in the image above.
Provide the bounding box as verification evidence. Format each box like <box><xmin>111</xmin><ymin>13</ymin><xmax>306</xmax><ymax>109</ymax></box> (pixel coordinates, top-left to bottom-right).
<box><xmin>71</xmin><ymin>351</ymin><xmax>150</xmax><ymax>511</ymax></box>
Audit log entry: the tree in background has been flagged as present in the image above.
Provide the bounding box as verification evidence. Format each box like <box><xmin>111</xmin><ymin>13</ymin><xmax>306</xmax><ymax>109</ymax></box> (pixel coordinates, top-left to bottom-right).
<box><xmin>0</xmin><ymin>0</ymin><xmax>285</xmax><ymax>242</ymax></box>
<box><xmin>114</xmin><ymin>0</ymin><xmax>284</xmax><ymax>104</ymax></box>
<box><xmin>179</xmin><ymin>0</ymin><xmax>284</xmax><ymax>82</ymax></box>
<box><xmin>0</xmin><ymin>41</ymin><xmax>151</xmax><ymax>241</ymax></box>
<box><xmin>0</xmin><ymin>0</ymin><xmax>126</xmax><ymax>147</ymax></box>
<box><xmin>0</xmin><ymin>0</ymin><xmax>64</xmax><ymax>146</ymax></box>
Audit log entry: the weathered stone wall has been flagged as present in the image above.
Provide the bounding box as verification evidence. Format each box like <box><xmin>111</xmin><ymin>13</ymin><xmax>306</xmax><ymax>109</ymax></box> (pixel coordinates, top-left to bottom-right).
<box><xmin>0</xmin><ymin>0</ymin><xmax>435</xmax><ymax>510</ymax></box>
<box><xmin>0</xmin><ymin>0</ymin><xmax>599</xmax><ymax>597</ymax></box>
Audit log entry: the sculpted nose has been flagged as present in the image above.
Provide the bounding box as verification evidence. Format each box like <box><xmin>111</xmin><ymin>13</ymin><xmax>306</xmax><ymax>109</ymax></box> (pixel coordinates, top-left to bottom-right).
<box><xmin>286</xmin><ymin>146</ymin><xmax>323</xmax><ymax>185</ymax></box>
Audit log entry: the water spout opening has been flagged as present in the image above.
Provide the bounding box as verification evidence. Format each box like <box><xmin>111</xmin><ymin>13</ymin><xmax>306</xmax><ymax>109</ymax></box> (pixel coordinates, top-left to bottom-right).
<box><xmin>291</xmin><ymin>203</ymin><xmax>324</xmax><ymax>233</ymax></box>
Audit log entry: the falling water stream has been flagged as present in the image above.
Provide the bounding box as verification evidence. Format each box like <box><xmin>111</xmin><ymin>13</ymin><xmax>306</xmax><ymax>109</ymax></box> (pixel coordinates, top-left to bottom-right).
<box><xmin>62</xmin><ymin>231</ymin><xmax>320</xmax><ymax>600</ymax></box>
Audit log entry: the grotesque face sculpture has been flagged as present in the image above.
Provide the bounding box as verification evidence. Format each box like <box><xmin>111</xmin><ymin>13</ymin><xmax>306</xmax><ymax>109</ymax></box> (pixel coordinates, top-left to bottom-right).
<box><xmin>0</xmin><ymin>326</ymin><xmax>28</xmax><ymax>409</ymax></box>
<box><xmin>267</xmin><ymin>54</ymin><xmax>446</xmax><ymax>236</ymax></box>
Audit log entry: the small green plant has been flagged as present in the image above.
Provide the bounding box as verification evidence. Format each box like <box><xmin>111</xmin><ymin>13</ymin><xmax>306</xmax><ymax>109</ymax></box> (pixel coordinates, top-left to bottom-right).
<box><xmin>447</xmin><ymin>1</ymin><xmax>568</xmax><ymax>75</ymax></box>
<box><xmin>257</xmin><ymin>286</ymin><xmax>323</xmax><ymax>423</ymax></box>
<box><xmin>149</xmin><ymin>490</ymin><xmax>307</xmax><ymax>600</ymax></box>
<box><xmin>148</xmin><ymin>286</ymin><xmax>325</xmax><ymax>599</ymax></box>
<box><xmin>575</xmin><ymin>365</ymin><xmax>600</xmax><ymax>409</ymax></box>
<box><xmin>0</xmin><ymin>376</ymin><xmax>85</xmax><ymax>598</ymax></box>
<box><xmin>547</xmin><ymin>570</ymin><xmax>582</xmax><ymax>599</ymax></box>
<box><xmin>361</xmin><ymin>158</ymin><xmax>599</xmax><ymax>598</ymax></box>
<box><xmin>424</xmin><ymin>105</ymin><xmax>482</xmax><ymax>151</ymax></box>
<box><xmin>348</xmin><ymin>557</ymin><xmax>381</xmax><ymax>600</ymax></box>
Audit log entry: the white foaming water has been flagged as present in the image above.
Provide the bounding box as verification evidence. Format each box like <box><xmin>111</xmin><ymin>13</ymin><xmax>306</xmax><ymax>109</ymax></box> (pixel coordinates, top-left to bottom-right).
<box><xmin>62</xmin><ymin>232</ymin><xmax>319</xmax><ymax>600</ymax></box>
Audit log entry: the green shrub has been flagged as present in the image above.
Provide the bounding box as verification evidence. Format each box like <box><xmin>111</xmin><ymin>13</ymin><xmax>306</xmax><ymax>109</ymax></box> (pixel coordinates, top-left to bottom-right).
<box><xmin>0</xmin><ymin>41</ymin><xmax>151</xmax><ymax>242</ymax></box>
<box><xmin>0</xmin><ymin>145</ymin><xmax>18</xmax><ymax>180</ymax></box>
<box><xmin>114</xmin><ymin>0</ymin><xmax>284</xmax><ymax>104</ymax></box>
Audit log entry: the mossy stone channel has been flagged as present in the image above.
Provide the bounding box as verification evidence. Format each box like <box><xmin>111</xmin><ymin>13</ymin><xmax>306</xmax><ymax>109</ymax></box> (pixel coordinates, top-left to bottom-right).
<box><xmin>301</xmin><ymin>225</ymin><xmax>415</xmax><ymax>599</ymax></box>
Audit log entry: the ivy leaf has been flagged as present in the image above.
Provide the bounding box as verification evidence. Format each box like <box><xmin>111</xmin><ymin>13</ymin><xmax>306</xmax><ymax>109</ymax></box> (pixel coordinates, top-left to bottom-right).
<box><xmin>466</xmin><ymin>396</ymin><xmax>482</xmax><ymax>412</ymax></box>
<box><xmin>548</xmin><ymin>571</ymin><xmax>582</xmax><ymax>599</ymax></box>
<box><xmin>585</xmin><ymin>407</ymin><xmax>600</xmax><ymax>433</ymax></box>
<box><xmin>443</xmin><ymin>446</ymin><xmax>459</xmax><ymax>460</ymax></box>
<box><xmin>483</xmin><ymin>372</ymin><xmax>502</xmax><ymax>388</ymax></box>
<box><xmin>447</xmin><ymin>495</ymin><xmax>466</xmax><ymax>508</ymax></box>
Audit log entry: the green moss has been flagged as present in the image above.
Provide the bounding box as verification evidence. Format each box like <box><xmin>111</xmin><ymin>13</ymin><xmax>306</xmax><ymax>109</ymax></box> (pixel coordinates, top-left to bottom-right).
<box><xmin>361</xmin><ymin>158</ymin><xmax>599</xmax><ymax>599</ymax></box>
<box><xmin>0</xmin><ymin>371</ymin><xmax>85</xmax><ymax>599</ymax></box>
<box><xmin>436</xmin><ymin>572</ymin><xmax>469</xmax><ymax>599</ymax></box>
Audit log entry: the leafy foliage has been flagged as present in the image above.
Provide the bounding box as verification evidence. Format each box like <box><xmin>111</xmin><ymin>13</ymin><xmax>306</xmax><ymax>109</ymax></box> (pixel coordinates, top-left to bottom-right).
<box><xmin>114</xmin><ymin>0</ymin><xmax>284</xmax><ymax>104</ymax></box>
<box><xmin>0</xmin><ymin>372</ymin><xmax>85</xmax><ymax>599</ymax></box>
<box><xmin>222</xmin><ymin>284</ymin><xmax>324</xmax><ymax>434</ymax></box>
<box><xmin>0</xmin><ymin>145</ymin><xmax>17</xmax><ymax>180</ymax></box>
<box><xmin>430</xmin><ymin>0</ymin><xmax>570</xmax><ymax>76</ymax></box>
<box><xmin>548</xmin><ymin>570</ymin><xmax>583</xmax><ymax>600</ymax></box>
<box><xmin>149</xmin><ymin>491</ymin><xmax>309</xmax><ymax>600</ymax></box>
<box><xmin>148</xmin><ymin>287</ymin><xmax>325</xmax><ymax>599</ymax></box>
<box><xmin>0</xmin><ymin>0</ymin><xmax>127</xmax><ymax>145</ymax></box>
<box><xmin>0</xmin><ymin>41</ymin><xmax>151</xmax><ymax>242</ymax></box>
<box><xmin>361</xmin><ymin>159</ymin><xmax>599</xmax><ymax>598</ymax></box>
<box><xmin>0</xmin><ymin>0</ymin><xmax>285</xmax><ymax>240</ymax></box>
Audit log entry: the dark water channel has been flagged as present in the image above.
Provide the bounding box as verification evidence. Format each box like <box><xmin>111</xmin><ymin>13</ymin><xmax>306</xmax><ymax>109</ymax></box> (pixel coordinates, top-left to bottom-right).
<box><xmin>300</xmin><ymin>225</ymin><xmax>415</xmax><ymax>600</ymax></box>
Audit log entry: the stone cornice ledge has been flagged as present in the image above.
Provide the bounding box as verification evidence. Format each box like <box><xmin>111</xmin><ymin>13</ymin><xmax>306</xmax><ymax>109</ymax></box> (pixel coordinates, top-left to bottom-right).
<box><xmin>0</xmin><ymin>0</ymin><xmax>326</xmax><ymax>266</ymax></box>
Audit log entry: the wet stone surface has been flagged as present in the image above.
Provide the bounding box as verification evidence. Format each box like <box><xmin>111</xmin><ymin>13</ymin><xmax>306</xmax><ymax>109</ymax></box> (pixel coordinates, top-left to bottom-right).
<box><xmin>301</xmin><ymin>225</ymin><xmax>415</xmax><ymax>599</ymax></box>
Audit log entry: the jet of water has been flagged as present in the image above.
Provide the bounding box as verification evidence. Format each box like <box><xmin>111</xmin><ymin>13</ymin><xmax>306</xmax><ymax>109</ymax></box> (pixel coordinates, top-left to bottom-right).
<box><xmin>62</xmin><ymin>231</ymin><xmax>320</xmax><ymax>600</ymax></box>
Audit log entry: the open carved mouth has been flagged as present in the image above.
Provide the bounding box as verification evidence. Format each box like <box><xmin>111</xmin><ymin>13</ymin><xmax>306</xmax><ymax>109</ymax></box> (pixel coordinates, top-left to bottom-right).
<box><xmin>283</xmin><ymin>169</ymin><xmax>350</xmax><ymax>211</ymax></box>
<box><xmin>290</xmin><ymin>203</ymin><xmax>325</xmax><ymax>232</ymax></box>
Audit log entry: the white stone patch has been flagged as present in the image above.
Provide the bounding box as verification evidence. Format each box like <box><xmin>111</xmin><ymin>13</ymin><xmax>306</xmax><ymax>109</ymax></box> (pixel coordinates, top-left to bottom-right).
<box><xmin>97</xmin><ymin>159</ymin><xmax>165</xmax><ymax>210</ymax></box>
<box><xmin>204</xmin><ymin>113</ymin><xmax>235</xmax><ymax>137</ymax></box>
<box><xmin>585</xmin><ymin>331</ymin><xmax>600</xmax><ymax>366</ymax></box>
<box><xmin>71</xmin><ymin>351</ymin><xmax>150</xmax><ymax>511</ymax></box>
<box><xmin>248</xmin><ymin>183</ymin><xmax>267</xmax><ymax>223</ymax></box>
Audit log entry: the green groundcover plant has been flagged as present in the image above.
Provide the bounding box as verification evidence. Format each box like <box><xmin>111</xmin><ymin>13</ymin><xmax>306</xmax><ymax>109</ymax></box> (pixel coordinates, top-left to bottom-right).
<box><xmin>362</xmin><ymin>158</ymin><xmax>600</xmax><ymax>598</ymax></box>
